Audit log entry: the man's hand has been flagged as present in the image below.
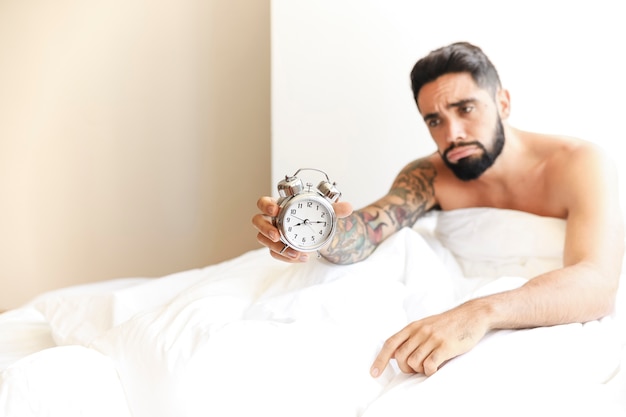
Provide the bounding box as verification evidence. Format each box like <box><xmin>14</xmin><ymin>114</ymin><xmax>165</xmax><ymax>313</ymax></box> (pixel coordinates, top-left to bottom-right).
<box><xmin>252</xmin><ymin>196</ymin><xmax>353</xmax><ymax>263</ymax></box>
<box><xmin>370</xmin><ymin>302</ymin><xmax>491</xmax><ymax>377</ymax></box>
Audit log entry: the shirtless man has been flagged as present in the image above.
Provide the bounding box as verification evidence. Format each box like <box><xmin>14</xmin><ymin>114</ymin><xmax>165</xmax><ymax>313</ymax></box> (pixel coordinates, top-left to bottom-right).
<box><xmin>252</xmin><ymin>42</ymin><xmax>624</xmax><ymax>378</ymax></box>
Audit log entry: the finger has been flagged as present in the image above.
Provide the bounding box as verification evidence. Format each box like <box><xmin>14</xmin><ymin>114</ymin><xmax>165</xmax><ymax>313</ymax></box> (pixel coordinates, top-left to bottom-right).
<box><xmin>269</xmin><ymin>248</ymin><xmax>309</xmax><ymax>263</ymax></box>
<box><xmin>423</xmin><ymin>349</ymin><xmax>446</xmax><ymax>377</ymax></box>
<box><xmin>421</xmin><ymin>341</ymin><xmax>459</xmax><ymax>376</ymax></box>
<box><xmin>406</xmin><ymin>342</ymin><xmax>438</xmax><ymax>375</ymax></box>
<box><xmin>396</xmin><ymin>338</ymin><xmax>427</xmax><ymax>374</ymax></box>
<box><xmin>370</xmin><ymin>332</ymin><xmax>407</xmax><ymax>378</ymax></box>
<box><xmin>333</xmin><ymin>201</ymin><xmax>353</xmax><ymax>219</ymax></box>
<box><xmin>257</xmin><ymin>233</ymin><xmax>309</xmax><ymax>263</ymax></box>
<box><xmin>252</xmin><ymin>213</ymin><xmax>280</xmax><ymax>243</ymax></box>
<box><xmin>257</xmin><ymin>196</ymin><xmax>278</xmax><ymax>216</ymax></box>
<box><xmin>256</xmin><ymin>233</ymin><xmax>291</xmax><ymax>256</ymax></box>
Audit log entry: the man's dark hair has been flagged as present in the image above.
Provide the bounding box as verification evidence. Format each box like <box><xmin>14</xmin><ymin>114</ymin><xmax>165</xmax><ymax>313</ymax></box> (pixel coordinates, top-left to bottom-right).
<box><xmin>410</xmin><ymin>42</ymin><xmax>502</xmax><ymax>108</ymax></box>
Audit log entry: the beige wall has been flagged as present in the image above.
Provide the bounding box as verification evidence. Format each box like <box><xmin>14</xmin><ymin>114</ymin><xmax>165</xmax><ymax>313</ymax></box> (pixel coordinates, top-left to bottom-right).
<box><xmin>0</xmin><ymin>0</ymin><xmax>270</xmax><ymax>310</ymax></box>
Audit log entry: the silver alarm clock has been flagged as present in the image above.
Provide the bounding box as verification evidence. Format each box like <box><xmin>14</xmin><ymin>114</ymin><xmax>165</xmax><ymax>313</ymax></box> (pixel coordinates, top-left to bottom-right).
<box><xmin>273</xmin><ymin>168</ymin><xmax>341</xmax><ymax>252</ymax></box>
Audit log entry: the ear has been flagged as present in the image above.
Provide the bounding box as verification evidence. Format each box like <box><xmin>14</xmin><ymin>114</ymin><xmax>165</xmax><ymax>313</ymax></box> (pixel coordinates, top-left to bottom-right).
<box><xmin>496</xmin><ymin>88</ymin><xmax>511</xmax><ymax>119</ymax></box>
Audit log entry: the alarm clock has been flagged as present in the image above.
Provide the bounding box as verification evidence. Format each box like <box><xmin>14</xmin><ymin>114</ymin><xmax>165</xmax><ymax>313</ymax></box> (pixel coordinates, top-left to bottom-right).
<box><xmin>272</xmin><ymin>168</ymin><xmax>341</xmax><ymax>252</ymax></box>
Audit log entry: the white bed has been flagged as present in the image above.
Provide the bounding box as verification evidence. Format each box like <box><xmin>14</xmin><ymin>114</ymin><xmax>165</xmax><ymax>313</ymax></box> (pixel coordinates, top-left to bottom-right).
<box><xmin>1</xmin><ymin>208</ymin><xmax>625</xmax><ymax>416</ymax></box>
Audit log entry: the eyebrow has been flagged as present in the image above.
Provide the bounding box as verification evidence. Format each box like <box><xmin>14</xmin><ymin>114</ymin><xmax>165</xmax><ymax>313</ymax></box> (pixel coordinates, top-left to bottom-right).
<box><xmin>422</xmin><ymin>98</ymin><xmax>478</xmax><ymax>122</ymax></box>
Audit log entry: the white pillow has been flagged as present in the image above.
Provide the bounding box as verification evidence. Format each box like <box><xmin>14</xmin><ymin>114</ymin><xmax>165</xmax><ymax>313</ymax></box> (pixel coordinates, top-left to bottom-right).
<box><xmin>434</xmin><ymin>207</ymin><xmax>565</xmax><ymax>279</ymax></box>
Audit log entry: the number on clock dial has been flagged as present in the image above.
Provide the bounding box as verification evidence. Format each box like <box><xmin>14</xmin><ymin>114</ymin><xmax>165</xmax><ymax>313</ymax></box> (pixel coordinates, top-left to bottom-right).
<box><xmin>284</xmin><ymin>200</ymin><xmax>331</xmax><ymax>247</ymax></box>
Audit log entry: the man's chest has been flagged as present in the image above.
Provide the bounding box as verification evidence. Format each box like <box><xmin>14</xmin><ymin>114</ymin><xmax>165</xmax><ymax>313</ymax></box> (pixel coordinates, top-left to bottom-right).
<box><xmin>433</xmin><ymin>176</ymin><xmax>567</xmax><ymax>219</ymax></box>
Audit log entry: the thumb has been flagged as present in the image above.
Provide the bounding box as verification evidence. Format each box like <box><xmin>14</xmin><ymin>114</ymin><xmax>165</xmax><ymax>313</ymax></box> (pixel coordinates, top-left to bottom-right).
<box><xmin>333</xmin><ymin>201</ymin><xmax>353</xmax><ymax>219</ymax></box>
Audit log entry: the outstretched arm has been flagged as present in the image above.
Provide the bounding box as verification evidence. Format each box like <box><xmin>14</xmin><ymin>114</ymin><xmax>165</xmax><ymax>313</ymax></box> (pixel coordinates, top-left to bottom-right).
<box><xmin>253</xmin><ymin>157</ymin><xmax>439</xmax><ymax>264</ymax></box>
<box><xmin>321</xmin><ymin>158</ymin><xmax>438</xmax><ymax>264</ymax></box>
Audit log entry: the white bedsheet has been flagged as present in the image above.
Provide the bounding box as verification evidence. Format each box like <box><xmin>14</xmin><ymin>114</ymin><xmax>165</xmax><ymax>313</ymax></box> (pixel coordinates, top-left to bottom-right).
<box><xmin>1</xmin><ymin>208</ymin><xmax>625</xmax><ymax>416</ymax></box>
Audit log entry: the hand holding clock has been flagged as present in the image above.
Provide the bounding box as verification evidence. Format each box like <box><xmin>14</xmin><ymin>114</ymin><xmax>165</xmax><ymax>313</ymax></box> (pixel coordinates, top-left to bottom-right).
<box><xmin>253</xmin><ymin>196</ymin><xmax>353</xmax><ymax>263</ymax></box>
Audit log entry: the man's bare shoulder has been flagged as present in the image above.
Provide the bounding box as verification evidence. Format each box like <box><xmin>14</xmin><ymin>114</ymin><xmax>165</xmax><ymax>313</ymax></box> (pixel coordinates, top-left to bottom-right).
<box><xmin>529</xmin><ymin>132</ymin><xmax>614</xmax><ymax>177</ymax></box>
<box><xmin>384</xmin><ymin>154</ymin><xmax>441</xmax><ymax>211</ymax></box>
<box><xmin>524</xmin><ymin>131</ymin><xmax>604</xmax><ymax>159</ymax></box>
<box><xmin>393</xmin><ymin>153</ymin><xmax>458</xmax><ymax>193</ymax></box>
<box><xmin>394</xmin><ymin>153</ymin><xmax>476</xmax><ymax>211</ymax></box>
<box><xmin>530</xmin><ymin>132</ymin><xmax>619</xmax><ymax>213</ymax></box>
<box><xmin>392</xmin><ymin>155</ymin><xmax>438</xmax><ymax>192</ymax></box>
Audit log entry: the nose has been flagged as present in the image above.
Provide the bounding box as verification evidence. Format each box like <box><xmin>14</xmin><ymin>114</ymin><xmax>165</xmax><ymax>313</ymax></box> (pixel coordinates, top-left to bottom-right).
<box><xmin>445</xmin><ymin>118</ymin><xmax>466</xmax><ymax>144</ymax></box>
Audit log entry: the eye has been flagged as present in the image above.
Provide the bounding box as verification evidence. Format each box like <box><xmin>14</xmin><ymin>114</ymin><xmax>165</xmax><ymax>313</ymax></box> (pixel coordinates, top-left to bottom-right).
<box><xmin>460</xmin><ymin>105</ymin><xmax>474</xmax><ymax>114</ymax></box>
<box><xmin>427</xmin><ymin>118</ymin><xmax>441</xmax><ymax>128</ymax></box>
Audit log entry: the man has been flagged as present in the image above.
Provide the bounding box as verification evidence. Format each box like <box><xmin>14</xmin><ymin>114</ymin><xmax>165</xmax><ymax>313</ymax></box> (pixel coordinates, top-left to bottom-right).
<box><xmin>252</xmin><ymin>42</ymin><xmax>624</xmax><ymax>378</ymax></box>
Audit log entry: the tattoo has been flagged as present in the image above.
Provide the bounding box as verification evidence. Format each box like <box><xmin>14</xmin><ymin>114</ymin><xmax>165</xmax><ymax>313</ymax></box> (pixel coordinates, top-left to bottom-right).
<box><xmin>361</xmin><ymin>211</ymin><xmax>387</xmax><ymax>242</ymax></box>
<box><xmin>323</xmin><ymin>158</ymin><xmax>437</xmax><ymax>264</ymax></box>
<box><xmin>388</xmin><ymin>158</ymin><xmax>437</xmax><ymax>227</ymax></box>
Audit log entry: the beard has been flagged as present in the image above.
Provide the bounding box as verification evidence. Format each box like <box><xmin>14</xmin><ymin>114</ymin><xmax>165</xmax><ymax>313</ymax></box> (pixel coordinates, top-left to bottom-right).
<box><xmin>441</xmin><ymin>118</ymin><xmax>505</xmax><ymax>181</ymax></box>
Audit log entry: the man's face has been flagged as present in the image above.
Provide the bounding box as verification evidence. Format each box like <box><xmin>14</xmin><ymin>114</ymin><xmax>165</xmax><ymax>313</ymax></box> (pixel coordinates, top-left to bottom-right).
<box><xmin>441</xmin><ymin>117</ymin><xmax>505</xmax><ymax>181</ymax></box>
<box><xmin>417</xmin><ymin>72</ymin><xmax>506</xmax><ymax>181</ymax></box>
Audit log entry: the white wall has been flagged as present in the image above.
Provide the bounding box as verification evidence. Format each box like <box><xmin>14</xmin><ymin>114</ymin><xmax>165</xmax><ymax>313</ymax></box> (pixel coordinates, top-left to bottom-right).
<box><xmin>0</xmin><ymin>0</ymin><xmax>270</xmax><ymax>309</ymax></box>
<box><xmin>272</xmin><ymin>0</ymin><xmax>625</xmax><ymax>210</ymax></box>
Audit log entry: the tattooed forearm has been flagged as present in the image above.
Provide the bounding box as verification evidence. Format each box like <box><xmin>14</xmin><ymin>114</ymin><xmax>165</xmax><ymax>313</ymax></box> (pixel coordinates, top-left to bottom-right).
<box><xmin>388</xmin><ymin>158</ymin><xmax>437</xmax><ymax>227</ymax></box>
<box><xmin>321</xmin><ymin>158</ymin><xmax>437</xmax><ymax>265</ymax></box>
<box><xmin>323</xmin><ymin>211</ymin><xmax>388</xmax><ymax>264</ymax></box>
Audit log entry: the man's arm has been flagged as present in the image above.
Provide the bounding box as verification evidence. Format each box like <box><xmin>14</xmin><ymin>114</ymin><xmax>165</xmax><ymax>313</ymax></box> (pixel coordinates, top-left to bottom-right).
<box><xmin>253</xmin><ymin>157</ymin><xmax>438</xmax><ymax>264</ymax></box>
<box><xmin>320</xmin><ymin>158</ymin><xmax>438</xmax><ymax>264</ymax></box>
<box><xmin>484</xmin><ymin>143</ymin><xmax>624</xmax><ymax>327</ymax></box>
<box><xmin>371</xmin><ymin>144</ymin><xmax>624</xmax><ymax>377</ymax></box>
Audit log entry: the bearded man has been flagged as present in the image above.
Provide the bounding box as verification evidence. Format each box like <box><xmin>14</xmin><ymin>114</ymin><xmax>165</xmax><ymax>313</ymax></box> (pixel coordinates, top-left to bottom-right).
<box><xmin>252</xmin><ymin>42</ymin><xmax>624</xmax><ymax>378</ymax></box>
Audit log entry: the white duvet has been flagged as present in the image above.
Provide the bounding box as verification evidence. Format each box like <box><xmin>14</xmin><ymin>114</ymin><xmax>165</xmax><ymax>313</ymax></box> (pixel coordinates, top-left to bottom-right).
<box><xmin>1</xmin><ymin>208</ymin><xmax>625</xmax><ymax>416</ymax></box>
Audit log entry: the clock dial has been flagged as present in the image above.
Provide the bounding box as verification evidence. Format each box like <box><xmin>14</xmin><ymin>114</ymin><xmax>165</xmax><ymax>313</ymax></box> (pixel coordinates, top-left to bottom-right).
<box><xmin>277</xmin><ymin>193</ymin><xmax>336</xmax><ymax>251</ymax></box>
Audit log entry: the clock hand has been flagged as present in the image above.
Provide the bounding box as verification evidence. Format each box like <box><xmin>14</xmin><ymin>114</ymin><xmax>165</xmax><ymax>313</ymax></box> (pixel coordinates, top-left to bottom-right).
<box><xmin>290</xmin><ymin>215</ymin><xmax>306</xmax><ymax>226</ymax></box>
<box><xmin>290</xmin><ymin>217</ymin><xmax>325</xmax><ymax>230</ymax></box>
<box><xmin>294</xmin><ymin>218</ymin><xmax>316</xmax><ymax>233</ymax></box>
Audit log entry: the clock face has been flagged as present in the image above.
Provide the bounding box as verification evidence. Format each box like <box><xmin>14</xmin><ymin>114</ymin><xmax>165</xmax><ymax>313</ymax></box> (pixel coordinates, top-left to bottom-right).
<box><xmin>277</xmin><ymin>193</ymin><xmax>336</xmax><ymax>251</ymax></box>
